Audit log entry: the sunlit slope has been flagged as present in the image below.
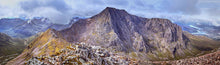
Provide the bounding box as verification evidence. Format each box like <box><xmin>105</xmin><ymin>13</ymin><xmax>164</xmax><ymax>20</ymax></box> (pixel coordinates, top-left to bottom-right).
<box><xmin>7</xmin><ymin>29</ymin><xmax>70</xmax><ymax>65</ymax></box>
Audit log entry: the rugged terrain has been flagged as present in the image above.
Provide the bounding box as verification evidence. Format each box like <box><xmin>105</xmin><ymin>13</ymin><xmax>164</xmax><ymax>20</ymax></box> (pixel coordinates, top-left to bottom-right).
<box><xmin>7</xmin><ymin>7</ymin><xmax>220</xmax><ymax>65</ymax></box>
<box><xmin>26</xmin><ymin>42</ymin><xmax>138</xmax><ymax>65</ymax></box>
<box><xmin>142</xmin><ymin>48</ymin><xmax>220</xmax><ymax>65</ymax></box>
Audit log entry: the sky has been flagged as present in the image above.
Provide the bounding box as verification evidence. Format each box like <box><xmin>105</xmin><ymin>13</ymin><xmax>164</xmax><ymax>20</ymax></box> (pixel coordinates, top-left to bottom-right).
<box><xmin>0</xmin><ymin>0</ymin><xmax>219</xmax><ymax>26</ymax></box>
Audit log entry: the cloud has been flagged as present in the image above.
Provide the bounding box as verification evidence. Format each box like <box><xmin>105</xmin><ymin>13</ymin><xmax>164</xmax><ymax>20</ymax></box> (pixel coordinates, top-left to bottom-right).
<box><xmin>20</xmin><ymin>0</ymin><xmax>70</xmax><ymax>12</ymax></box>
<box><xmin>0</xmin><ymin>0</ymin><xmax>219</xmax><ymax>25</ymax></box>
<box><xmin>18</xmin><ymin>0</ymin><xmax>72</xmax><ymax>24</ymax></box>
<box><xmin>206</xmin><ymin>7</ymin><xmax>220</xmax><ymax>16</ymax></box>
<box><xmin>157</xmin><ymin>0</ymin><xmax>200</xmax><ymax>15</ymax></box>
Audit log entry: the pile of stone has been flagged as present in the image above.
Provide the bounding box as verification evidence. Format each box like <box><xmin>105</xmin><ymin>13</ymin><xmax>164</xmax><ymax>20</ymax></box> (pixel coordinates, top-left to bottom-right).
<box><xmin>26</xmin><ymin>42</ymin><xmax>138</xmax><ymax>65</ymax></box>
<box><xmin>144</xmin><ymin>50</ymin><xmax>220</xmax><ymax>65</ymax></box>
<box><xmin>171</xmin><ymin>51</ymin><xmax>220</xmax><ymax>65</ymax></box>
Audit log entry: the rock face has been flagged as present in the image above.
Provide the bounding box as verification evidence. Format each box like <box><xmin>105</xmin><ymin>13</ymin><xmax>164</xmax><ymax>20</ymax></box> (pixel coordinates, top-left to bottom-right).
<box><xmin>60</xmin><ymin>7</ymin><xmax>189</xmax><ymax>57</ymax></box>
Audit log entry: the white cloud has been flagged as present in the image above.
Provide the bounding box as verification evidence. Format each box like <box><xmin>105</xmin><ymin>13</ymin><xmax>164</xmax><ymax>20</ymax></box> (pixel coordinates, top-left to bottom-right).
<box><xmin>0</xmin><ymin>0</ymin><xmax>27</xmax><ymax>7</ymax></box>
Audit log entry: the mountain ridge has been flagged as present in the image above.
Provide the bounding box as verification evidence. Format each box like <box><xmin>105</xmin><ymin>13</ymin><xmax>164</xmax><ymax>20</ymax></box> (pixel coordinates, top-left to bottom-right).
<box><xmin>59</xmin><ymin>7</ymin><xmax>189</xmax><ymax>54</ymax></box>
<box><xmin>8</xmin><ymin>7</ymin><xmax>220</xmax><ymax>65</ymax></box>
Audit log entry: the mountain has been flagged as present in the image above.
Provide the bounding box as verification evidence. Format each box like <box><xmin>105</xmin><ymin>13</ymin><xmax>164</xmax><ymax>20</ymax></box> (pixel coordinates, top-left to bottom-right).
<box><xmin>0</xmin><ymin>18</ymin><xmax>26</xmax><ymax>32</ymax></box>
<box><xmin>0</xmin><ymin>33</ymin><xmax>25</xmax><ymax>56</ymax></box>
<box><xmin>59</xmin><ymin>7</ymin><xmax>197</xmax><ymax>58</ymax></box>
<box><xmin>4</xmin><ymin>18</ymin><xmax>53</xmax><ymax>38</ymax></box>
<box><xmin>0</xmin><ymin>17</ymin><xmax>76</xmax><ymax>38</ymax></box>
<box><xmin>7</xmin><ymin>29</ymin><xmax>70</xmax><ymax>65</ymax></box>
<box><xmin>174</xmin><ymin>21</ymin><xmax>220</xmax><ymax>41</ymax></box>
<box><xmin>174</xmin><ymin>22</ymin><xmax>199</xmax><ymax>33</ymax></box>
<box><xmin>195</xmin><ymin>23</ymin><xmax>220</xmax><ymax>40</ymax></box>
<box><xmin>0</xmin><ymin>33</ymin><xmax>25</xmax><ymax>65</ymax></box>
<box><xmin>8</xmin><ymin>7</ymin><xmax>220</xmax><ymax>65</ymax></box>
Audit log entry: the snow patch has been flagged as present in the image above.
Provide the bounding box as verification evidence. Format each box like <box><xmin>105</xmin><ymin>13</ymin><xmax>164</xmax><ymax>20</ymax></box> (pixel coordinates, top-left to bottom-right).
<box><xmin>189</xmin><ymin>25</ymin><xmax>208</xmax><ymax>35</ymax></box>
<box><xmin>27</xmin><ymin>19</ymin><xmax>31</xmax><ymax>24</ymax></box>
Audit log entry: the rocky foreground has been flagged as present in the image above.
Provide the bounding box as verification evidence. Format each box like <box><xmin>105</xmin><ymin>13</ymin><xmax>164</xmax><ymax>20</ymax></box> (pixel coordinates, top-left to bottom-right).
<box><xmin>26</xmin><ymin>42</ymin><xmax>138</xmax><ymax>65</ymax></box>
<box><xmin>144</xmin><ymin>49</ymin><xmax>220</xmax><ymax>65</ymax></box>
<box><xmin>23</xmin><ymin>42</ymin><xmax>220</xmax><ymax>65</ymax></box>
<box><xmin>7</xmin><ymin>7</ymin><xmax>220</xmax><ymax>65</ymax></box>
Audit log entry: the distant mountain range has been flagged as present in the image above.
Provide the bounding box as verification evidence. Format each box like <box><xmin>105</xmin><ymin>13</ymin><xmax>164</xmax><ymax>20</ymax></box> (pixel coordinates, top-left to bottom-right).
<box><xmin>7</xmin><ymin>7</ymin><xmax>220</xmax><ymax>65</ymax></box>
<box><xmin>175</xmin><ymin>22</ymin><xmax>220</xmax><ymax>40</ymax></box>
<box><xmin>0</xmin><ymin>14</ymin><xmax>219</xmax><ymax>41</ymax></box>
<box><xmin>0</xmin><ymin>17</ymin><xmax>82</xmax><ymax>38</ymax></box>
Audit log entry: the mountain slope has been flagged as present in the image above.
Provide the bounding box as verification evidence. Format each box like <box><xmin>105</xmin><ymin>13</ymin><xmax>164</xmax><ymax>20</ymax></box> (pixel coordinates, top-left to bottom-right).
<box><xmin>143</xmin><ymin>49</ymin><xmax>220</xmax><ymax>65</ymax></box>
<box><xmin>0</xmin><ymin>33</ymin><xmax>25</xmax><ymax>65</ymax></box>
<box><xmin>8</xmin><ymin>7</ymin><xmax>220</xmax><ymax>65</ymax></box>
<box><xmin>0</xmin><ymin>33</ymin><xmax>25</xmax><ymax>56</ymax></box>
<box><xmin>0</xmin><ymin>18</ymin><xmax>26</xmax><ymax>32</ymax></box>
<box><xmin>60</xmin><ymin>7</ymin><xmax>191</xmax><ymax>58</ymax></box>
<box><xmin>7</xmin><ymin>29</ymin><xmax>69</xmax><ymax>65</ymax></box>
<box><xmin>60</xmin><ymin>7</ymin><xmax>220</xmax><ymax>60</ymax></box>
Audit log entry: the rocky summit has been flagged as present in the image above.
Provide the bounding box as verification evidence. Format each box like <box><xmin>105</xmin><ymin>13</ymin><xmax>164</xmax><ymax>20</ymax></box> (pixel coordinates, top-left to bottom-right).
<box><xmin>7</xmin><ymin>7</ymin><xmax>220</xmax><ymax>65</ymax></box>
<box><xmin>26</xmin><ymin>42</ymin><xmax>138</xmax><ymax>65</ymax></box>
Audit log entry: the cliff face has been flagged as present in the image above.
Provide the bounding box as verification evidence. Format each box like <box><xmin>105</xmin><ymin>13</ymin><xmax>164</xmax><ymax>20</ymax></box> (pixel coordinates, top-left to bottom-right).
<box><xmin>60</xmin><ymin>7</ymin><xmax>189</xmax><ymax>56</ymax></box>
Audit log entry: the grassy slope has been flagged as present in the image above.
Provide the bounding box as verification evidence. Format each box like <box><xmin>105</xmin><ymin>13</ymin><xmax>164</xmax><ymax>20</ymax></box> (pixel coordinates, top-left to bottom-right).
<box><xmin>7</xmin><ymin>29</ymin><xmax>70</xmax><ymax>65</ymax></box>
<box><xmin>0</xmin><ymin>33</ymin><xmax>26</xmax><ymax>65</ymax></box>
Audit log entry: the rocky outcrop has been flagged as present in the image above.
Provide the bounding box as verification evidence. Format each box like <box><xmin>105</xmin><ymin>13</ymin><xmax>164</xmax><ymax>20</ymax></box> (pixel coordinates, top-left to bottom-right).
<box><xmin>143</xmin><ymin>48</ymin><xmax>220</xmax><ymax>65</ymax></box>
<box><xmin>26</xmin><ymin>42</ymin><xmax>138</xmax><ymax>65</ymax></box>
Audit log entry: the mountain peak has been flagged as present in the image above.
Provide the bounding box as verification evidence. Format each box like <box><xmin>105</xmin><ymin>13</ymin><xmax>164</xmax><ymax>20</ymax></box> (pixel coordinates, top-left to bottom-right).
<box><xmin>103</xmin><ymin>7</ymin><xmax>120</xmax><ymax>11</ymax></box>
<box><xmin>104</xmin><ymin>7</ymin><xmax>116</xmax><ymax>10</ymax></box>
<box><xmin>102</xmin><ymin>7</ymin><xmax>127</xmax><ymax>14</ymax></box>
<box><xmin>92</xmin><ymin>7</ymin><xmax>129</xmax><ymax>19</ymax></box>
